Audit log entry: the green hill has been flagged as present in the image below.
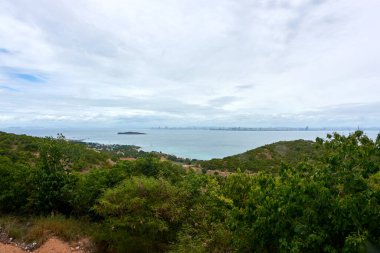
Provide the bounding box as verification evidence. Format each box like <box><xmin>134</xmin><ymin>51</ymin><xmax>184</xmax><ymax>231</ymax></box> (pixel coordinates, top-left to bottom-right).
<box><xmin>200</xmin><ymin>139</ymin><xmax>319</xmax><ymax>173</ymax></box>
<box><xmin>0</xmin><ymin>131</ymin><xmax>379</xmax><ymax>252</ymax></box>
<box><xmin>0</xmin><ymin>131</ymin><xmax>112</xmax><ymax>171</ymax></box>
<box><xmin>0</xmin><ymin>131</ymin><xmax>194</xmax><ymax>169</ymax></box>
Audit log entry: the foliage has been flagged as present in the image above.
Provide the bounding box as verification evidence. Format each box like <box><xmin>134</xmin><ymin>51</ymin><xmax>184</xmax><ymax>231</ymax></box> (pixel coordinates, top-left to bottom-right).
<box><xmin>201</xmin><ymin>139</ymin><xmax>318</xmax><ymax>172</ymax></box>
<box><xmin>172</xmin><ymin>173</ymin><xmax>233</xmax><ymax>253</ymax></box>
<box><xmin>67</xmin><ymin>165</ymin><xmax>129</xmax><ymax>216</ymax></box>
<box><xmin>0</xmin><ymin>156</ymin><xmax>32</xmax><ymax>213</ymax></box>
<box><xmin>27</xmin><ymin>137</ymin><xmax>76</xmax><ymax>214</ymax></box>
<box><xmin>225</xmin><ymin>131</ymin><xmax>380</xmax><ymax>252</ymax></box>
<box><xmin>0</xmin><ymin>130</ymin><xmax>379</xmax><ymax>252</ymax></box>
<box><xmin>94</xmin><ymin>176</ymin><xmax>187</xmax><ymax>253</ymax></box>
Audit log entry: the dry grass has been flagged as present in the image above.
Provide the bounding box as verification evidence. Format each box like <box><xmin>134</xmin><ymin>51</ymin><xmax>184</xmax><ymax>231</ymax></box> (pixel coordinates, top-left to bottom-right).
<box><xmin>0</xmin><ymin>216</ymin><xmax>29</xmax><ymax>241</ymax></box>
<box><xmin>0</xmin><ymin>215</ymin><xmax>93</xmax><ymax>246</ymax></box>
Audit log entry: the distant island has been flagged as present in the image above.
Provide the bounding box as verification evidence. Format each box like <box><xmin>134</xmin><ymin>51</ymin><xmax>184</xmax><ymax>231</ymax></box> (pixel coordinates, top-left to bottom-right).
<box><xmin>117</xmin><ymin>131</ymin><xmax>146</xmax><ymax>135</ymax></box>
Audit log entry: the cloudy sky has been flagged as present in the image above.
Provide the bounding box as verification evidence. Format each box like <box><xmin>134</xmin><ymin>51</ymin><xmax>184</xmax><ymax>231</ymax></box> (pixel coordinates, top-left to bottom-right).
<box><xmin>0</xmin><ymin>0</ymin><xmax>379</xmax><ymax>128</ymax></box>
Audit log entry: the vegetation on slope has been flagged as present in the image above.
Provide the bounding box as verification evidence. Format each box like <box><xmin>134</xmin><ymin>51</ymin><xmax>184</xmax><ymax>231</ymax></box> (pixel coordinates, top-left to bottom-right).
<box><xmin>200</xmin><ymin>139</ymin><xmax>319</xmax><ymax>172</ymax></box>
<box><xmin>0</xmin><ymin>132</ymin><xmax>111</xmax><ymax>171</ymax></box>
<box><xmin>0</xmin><ymin>130</ymin><xmax>379</xmax><ymax>252</ymax></box>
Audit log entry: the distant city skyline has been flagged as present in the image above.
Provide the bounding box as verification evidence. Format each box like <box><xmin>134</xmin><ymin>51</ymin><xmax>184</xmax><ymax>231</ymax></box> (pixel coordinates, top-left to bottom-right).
<box><xmin>1</xmin><ymin>0</ymin><xmax>380</xmax><ymax>128</ymax></box>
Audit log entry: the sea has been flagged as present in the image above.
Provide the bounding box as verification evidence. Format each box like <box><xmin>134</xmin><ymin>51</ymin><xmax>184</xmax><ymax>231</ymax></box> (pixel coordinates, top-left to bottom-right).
<box><xmin>2</xmin><ymin>128</ymin><xmax>379</xmax><ymax>160</ymax></box>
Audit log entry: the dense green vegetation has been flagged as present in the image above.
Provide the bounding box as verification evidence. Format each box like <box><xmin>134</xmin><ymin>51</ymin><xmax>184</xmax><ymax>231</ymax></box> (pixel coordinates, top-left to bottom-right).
<box><xmin>200</xmin><ymin>139</ymin><xmax>319</xmax><ymax>173</ymax></box>
<box><xmin>0</xmin><ymin>132</ymin><xmax>111</xmax><ymax>170</ymax></box>
<box><xmin>0</xmin><ymin>130</ymin><xmax>379</xmax><ymax>252</ymax></box>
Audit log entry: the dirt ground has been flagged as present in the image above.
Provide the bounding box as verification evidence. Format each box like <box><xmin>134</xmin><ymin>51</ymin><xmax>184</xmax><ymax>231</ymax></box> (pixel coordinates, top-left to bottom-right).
<box><xmin>0</xmin><ymin>242</ymin><xmax>25</xmax><ymax>253</ymax></box>
<box><xmin>0</xmin><ymin>237</ymin><xmax>86</xmax><ymax>253</ymax></box>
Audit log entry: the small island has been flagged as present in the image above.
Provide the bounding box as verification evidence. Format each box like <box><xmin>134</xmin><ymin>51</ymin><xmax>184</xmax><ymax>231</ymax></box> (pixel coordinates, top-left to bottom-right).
<box><xmin>117</xmin><ymin>131</ymin><xmax>146</xmax><ymax>135</ymax></box>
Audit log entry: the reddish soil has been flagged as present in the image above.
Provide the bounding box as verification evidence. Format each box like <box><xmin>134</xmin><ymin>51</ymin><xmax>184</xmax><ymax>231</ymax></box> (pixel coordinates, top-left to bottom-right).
<box><xmin>0</xmin><ymin>237</ymin><xmax>87</xmax><ymax>253</ymax></box>
<box><xmin>0</xmin><ymin>243</ymin><xmax>25</xmax><ymax>253</ymax></box>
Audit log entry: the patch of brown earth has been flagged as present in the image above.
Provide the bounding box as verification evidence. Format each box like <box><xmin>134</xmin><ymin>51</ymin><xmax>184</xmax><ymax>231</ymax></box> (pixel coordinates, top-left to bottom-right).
<box><xmin>206</xmin><ymin>170</ymin><xmax>230</xmax><ymax>177</ymax></box>
<box><xmin>0</xmin><ymin>242</ymin><xmax>26</xmax><ymax>253</ymax></box>
<box><xmin>182</xmin><ymin>165</ymin><xmax>202</xmax><ymax>173</ymax></box>
<box><xmin>106</xmin><ymin>158</ymin><xmax>116</xmax><ymax>166</ymax></box>
<box><xmin>35</xmin><ymin>238</ymin><xmax>84</xmax><ymax>253</ymax></box>
<box><xmin>260</xmin><ymin>149</ymin><xmax>273</xmax><ymax>160</ymax></box>
<box><xmin>205</xmin><ymin>169</ymin><xmax>257</xmax><ymax>177</ymax></box>
<box><xmin>0</xmin><ymin>237</ymin><xmax>87</xmax><ymax>253</ymax></box>
<box><xmin>119</xmin><ymin>157</ymin><xmax>136</xmax><ymax>161</ymax></box>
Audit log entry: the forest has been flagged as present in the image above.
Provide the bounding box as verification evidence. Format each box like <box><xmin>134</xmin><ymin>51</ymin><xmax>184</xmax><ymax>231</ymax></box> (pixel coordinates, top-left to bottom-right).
<box><xmin>0</xmin><ymin>130</ymin><xmax>379</xmax><ymax>252</ymax></box>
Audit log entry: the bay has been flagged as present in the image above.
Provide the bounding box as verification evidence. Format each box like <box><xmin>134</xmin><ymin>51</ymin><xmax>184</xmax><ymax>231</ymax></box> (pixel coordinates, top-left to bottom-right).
<box><xmin>3</xmin><ymin>128</ymin><xmax>379</xmax><ymax>160</ymax></box>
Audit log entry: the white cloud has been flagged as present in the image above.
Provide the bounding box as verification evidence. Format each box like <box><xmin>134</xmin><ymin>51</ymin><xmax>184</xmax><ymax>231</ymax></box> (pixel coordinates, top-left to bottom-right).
<box><xmin>0</xmin><ymin>0</ymin><xmax>379</xmax><ymax>127</ymax></box>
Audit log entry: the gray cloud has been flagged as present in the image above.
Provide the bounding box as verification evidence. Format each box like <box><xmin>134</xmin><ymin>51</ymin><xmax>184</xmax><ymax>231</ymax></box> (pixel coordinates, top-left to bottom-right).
<box><xmin>208</xmin><ymin>96</ymin><xmax>240</xmax><ymax>107</ymax></box>
<box><xmin>0</xmin><ymin>0</ymin><xmax>379</xmax><ymax>128</ymax></box>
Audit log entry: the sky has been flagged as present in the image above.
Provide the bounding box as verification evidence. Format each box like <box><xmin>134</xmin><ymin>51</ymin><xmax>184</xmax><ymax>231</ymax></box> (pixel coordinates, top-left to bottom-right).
<box><xmin>0</xmin><ymin>0</ymin><xmax>379</xmax><ymax>128</ymax></box>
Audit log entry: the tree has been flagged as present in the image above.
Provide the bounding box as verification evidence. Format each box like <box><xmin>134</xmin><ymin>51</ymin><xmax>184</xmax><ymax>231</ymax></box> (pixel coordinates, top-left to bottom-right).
<box><xmin>28</xmin><ymin>136</ymin><xmax>74</xmax><ymax>214</ymax></box>
<box><xmin>227</xmin><ymin>131</ymin><xmax>380</xmax><ymax>252</ymax></box>
<box><xmin>94</xmin><ymin>176</ymin><xmax>187</xmax><ymax>253</ymax></box>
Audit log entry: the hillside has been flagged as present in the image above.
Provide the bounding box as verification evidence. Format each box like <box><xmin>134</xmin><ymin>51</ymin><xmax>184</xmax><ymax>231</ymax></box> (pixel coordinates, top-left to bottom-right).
<box><xmin>0</xmin><ymin>131</ymin><xmax>112</xmax><ymax>171</ymax></box>
<box><xmin>201</xmin><ymin>139</ymin><xmax>319</xmax><ymax>172</ymax></box>
<box><xmin>0</xmin><ymin>131</ymin><xmax>379</xmax><ymax>252</ymax></box>
<box><xmin>0</xmin><ymin>132</ymin><xmax>194</xmax><ymax>171</ymax></box>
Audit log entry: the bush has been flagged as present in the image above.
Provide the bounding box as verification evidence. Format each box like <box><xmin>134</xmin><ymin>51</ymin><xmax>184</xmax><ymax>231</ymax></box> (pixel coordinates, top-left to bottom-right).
<box><xmin>68</xmin><ymin>166</ymin><xmax>129</xmax><ymax>216</ymax></box>
<box><xmin>227</xmin><ymin>131</ymin><xmax>380</xmax><ymax>252</ymax></box>
<box><xmin>94</xmin><ymin>176</ymin><xmax>187</xmax><ymax>253</ymax></box>
<box><xmin>0</xmin><ymin>157</ymin><xmax>32</xmax><ymax>213</ymax></box>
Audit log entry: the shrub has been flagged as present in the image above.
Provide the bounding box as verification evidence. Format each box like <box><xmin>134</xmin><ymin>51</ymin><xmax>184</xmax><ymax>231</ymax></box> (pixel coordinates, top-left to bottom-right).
<box><xmin>94</xmin><ymin>176</ymin><xmax>187</xmax><ymax>253</ymax></box>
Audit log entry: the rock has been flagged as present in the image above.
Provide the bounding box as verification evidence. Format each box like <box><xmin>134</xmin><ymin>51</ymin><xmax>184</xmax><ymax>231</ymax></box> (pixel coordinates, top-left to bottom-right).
<box><xmin>24</xmin><ymin>241</ymin><xmax>37</xmax><ymax>251</ymax></box>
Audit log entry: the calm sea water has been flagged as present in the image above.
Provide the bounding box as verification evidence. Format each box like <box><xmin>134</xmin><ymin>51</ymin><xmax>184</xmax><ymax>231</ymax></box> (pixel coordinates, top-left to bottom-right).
<box><xmin>3</xmin><ymin>128</ymin><xmax>379</xmax><ymax>160</ymax></box>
